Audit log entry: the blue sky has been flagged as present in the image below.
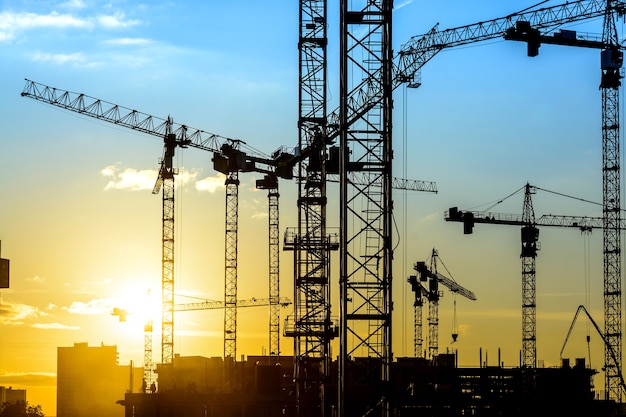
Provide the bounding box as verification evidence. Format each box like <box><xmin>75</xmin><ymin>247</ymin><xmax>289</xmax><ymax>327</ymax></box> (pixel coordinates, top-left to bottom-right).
<box><xmin>0</xmin><ymin>0</ymin><xmax>621</xmax><ymax>413</ymax></box>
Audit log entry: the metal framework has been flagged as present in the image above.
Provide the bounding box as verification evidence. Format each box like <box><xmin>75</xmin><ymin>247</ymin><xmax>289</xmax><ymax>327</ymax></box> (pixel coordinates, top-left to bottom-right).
<box><xmin>158</xmin><ymin>131</ymin><xmax>176</xmax><ymax>365</ymax></box>
<box><xmin>284</xmin><ymin>1</ymin><xmax>334</xmax><ymax>416</ymax></box>
<box><xmin>224</xmin><ymin>171</ymin><xmax>239</xmax><ymax>360</ymax></box>
<box><xmin>411</xmin><ymin>249</ymin><xmax>476</xmax><ymax>359</ymax></box>
<box><xmin>268</xmin><ymin>181</ymin><xmax>281</xmax><ymax>358</ymax></box>
<box><xmin>601</xmin><ymin>0</ymin><xmax>623</xmax><ymax>401</ymax></box>
<box><xmin>339</xmin><ymin>2</ymin><xmax>393</xmax><ymax>417</ymax></box>
<box><xmin>256</xmin><ymin>174</ymin><xmax>282</xmax><ymax>358</ymax></box>
<box><xmin>520</xmin><ymin>184</ymin><xmax>538</xmax><ymax>368</ymax></box>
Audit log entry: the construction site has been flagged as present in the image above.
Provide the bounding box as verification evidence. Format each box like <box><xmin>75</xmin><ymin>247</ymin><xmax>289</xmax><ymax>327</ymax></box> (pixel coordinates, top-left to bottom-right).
<box><xmin>14</xmin><ymin>0</ymin><xmax>626</xmax><ymax>416</ymax></box>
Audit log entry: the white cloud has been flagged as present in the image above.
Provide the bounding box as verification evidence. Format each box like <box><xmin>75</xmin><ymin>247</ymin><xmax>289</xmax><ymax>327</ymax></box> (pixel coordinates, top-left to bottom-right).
<box><xmin>97</xmin><ymin>12</ymin><xmax>141</xmax><ymax>29</ymax></box>
<box><xmin>63</xmin><ymin>298</ymin><xmax>115</xmax><ymax>315</ymax></box>
<box><xmin>101</xmin><ymin>165</ymin><xmax>158</xmax><ymax>191</ymax></box>
<box><xmin>31</xmin><ymin>51</ymin><xmax>91</xmax><ymax>66</ymax></box>
<box><xmin>32</xmin><ymin>322</ymin><xmax>80</xmax><ymax>330</ymax></box>
<box><xmin>0</xmin><ymin>11</ymin><xmax>91</xmax><ymax>31</ymax></box>
<box><xmin>0</xmin><ymin>301</ymin><xmax>49</xmax><ymax>325</ymax></box>
<box><xmin>196</xmin><ymin>174</ymin><xmax>226</xmax><ymax>193</ymax></box>
<box><xmin>0</xmin><ymin>9</ymin><xmax>141</xmax><ymax>43</ymax></box>
<box><xmin>102</xmin><ymin>37</ymin><xmax>152</xmax><ymax>46</ymax></box>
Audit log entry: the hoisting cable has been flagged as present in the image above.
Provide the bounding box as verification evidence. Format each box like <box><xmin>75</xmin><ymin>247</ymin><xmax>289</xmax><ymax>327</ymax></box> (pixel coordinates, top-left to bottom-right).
<box><xmin>469</xmin><ymin>184</ymin><xmax>526</xmax><ymax>212</ymax></box>
<box><xmin>401</xmin><ymin>83</ymin><xmax>409</xmax><ymax>355</ymax></box>
<box><xmin>582</xmin><ymin>226</ymin><xmax>593</xmax><ymax>367</ymax></box>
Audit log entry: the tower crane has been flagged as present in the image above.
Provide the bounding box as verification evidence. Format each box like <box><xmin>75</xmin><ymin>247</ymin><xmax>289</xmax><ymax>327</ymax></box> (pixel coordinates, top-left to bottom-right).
<box><xmin>331</xmin><ymin>0</ymin><xmax>625</xmax><ymax>411</ymax></box>
<box><xmin>445</xmin><ymin>183</ymin><xmax>625</xmax><ymax>371</ymax></box>
<box><xmin>408</xmin><ymin>248</ymin><xmax>476</xmax><ymax>359</ymax></box>
<box><xmin>21</xmin><ymin>79</ymin><xmax>293</xmax><ymax>366</ymax></box>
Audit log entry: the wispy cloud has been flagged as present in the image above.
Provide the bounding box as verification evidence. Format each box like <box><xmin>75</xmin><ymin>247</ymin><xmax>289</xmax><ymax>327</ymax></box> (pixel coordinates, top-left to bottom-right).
<box><xmin>31</xmin><ymin>51</ymin><xmax>93</xmax><ymax>66</ymax></box>
<box><xmin>102</xmin><ymin>37</ymin><xmax>152</xmax><ymax>46</ymax></box>
<box><xmin>0</xmin><ymin>9</ymin><xmax>141</xmax><ymax>43</ymax></box>
<box><xmin>196</xmin><ymin>174</ymin><xmax>226</xmax><ymax>193</ymax></box>
<box><xmin>97</xmin><ymin>12</ymin><xmax>141</xmax><ymax>29</ymax></box>
<box><xmin>0</xmin><ymin>371</ymin><xmax>57</xmax><ymax>386</ymax></box>
<box><xmin>32</xmin><ymin>322</ymin><xmax>80</xmax><ymax>330</ymax></box>
<box><xmin>101</xmin><ymin>165</ymin><xmax>158</xmax><ymax>191</ymax></box>
<box><xmin>0</xmin><ymin>301</ymin><xmax>49</xmax><ymax>325</ymax></box>
<box><xmin>102</xmin><ymin>165</ymin><xmax>201</xmax><ymax>191</ymax></box>
<box><xmin>63</xmin><ymin>298</ymin><xmax>115</xmax><ymax>315</ymax></box>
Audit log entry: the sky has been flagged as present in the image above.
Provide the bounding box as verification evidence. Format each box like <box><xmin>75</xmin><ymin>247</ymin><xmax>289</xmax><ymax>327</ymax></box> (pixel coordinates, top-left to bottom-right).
<box><xmin>0</xmin><ymin>0</ymin><xmax>622</xmax><ymax>415</ymax></box>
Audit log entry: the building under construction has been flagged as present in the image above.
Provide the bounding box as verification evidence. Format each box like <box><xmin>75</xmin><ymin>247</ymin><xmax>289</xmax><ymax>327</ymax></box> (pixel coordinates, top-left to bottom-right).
<box><xmin>119</xmin><ymin>353</ymin><xmax>618</xmax><ymax>417</ymax></box>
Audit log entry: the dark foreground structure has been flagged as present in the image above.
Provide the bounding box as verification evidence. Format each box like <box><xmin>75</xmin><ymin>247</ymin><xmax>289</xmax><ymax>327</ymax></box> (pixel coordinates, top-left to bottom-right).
<box><xmin>119</xmin><ymin>354</ymin><xmax>623</xmax><ymax>417</ymax></box>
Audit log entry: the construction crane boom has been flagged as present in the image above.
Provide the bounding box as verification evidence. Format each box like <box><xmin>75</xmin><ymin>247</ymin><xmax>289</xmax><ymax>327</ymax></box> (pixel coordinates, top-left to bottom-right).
<box><xmin>446</xmin><ymin>208</ymin><xmax>608</xmax><ymax>231</ymax></box>
<box><xmin>20</xmin><ymin>79</ymin><xmax>276</xmax><ymax>166</ymax></box>
<box><xmin>325</xmin><ymin>0</ymin><xmax>619</xmax><ymax>145</ymax></box>
<box><xmin>174</xmin><ymin>297</ymin><xmax>292</xmax><ymax>312</ymax></box>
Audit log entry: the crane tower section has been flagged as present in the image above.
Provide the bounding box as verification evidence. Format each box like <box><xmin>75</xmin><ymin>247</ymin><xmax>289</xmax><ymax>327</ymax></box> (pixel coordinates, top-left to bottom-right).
<box><xmin>339</xmin><ymin>2</ymin><xmax>393</xmax><ymax>417</ymax></box>
<box><xmin>601</xmin><ymin>0</ymin><xmax>623</xmax><ymax>402</ymax></box>
<box><xmin>283</xmin><ymin>1</ymin><xmax>335</xmax><ymax>416</ymax></box>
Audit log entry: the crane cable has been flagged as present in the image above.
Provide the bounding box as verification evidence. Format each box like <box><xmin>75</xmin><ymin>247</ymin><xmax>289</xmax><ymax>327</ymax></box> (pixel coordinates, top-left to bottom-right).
<box><xmin>582</xmin><ymin>226</ymin><xmax>592</xmax><ymax>367</ymax></box>
<box><xmin>401</xmin><ymin>83</ymin><xmax>409</xmax><ymax>356</ymax></box>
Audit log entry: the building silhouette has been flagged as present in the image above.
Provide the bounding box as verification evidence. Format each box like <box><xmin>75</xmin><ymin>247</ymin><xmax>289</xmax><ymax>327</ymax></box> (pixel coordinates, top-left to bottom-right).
<box><xmin>57</xmin><ymin>342</ymin><xmax>142</xmax><ymax>417</ymax></box>
<box><xmin>0</xmin><ymin>386</ymin><xmax>26</xmax><ymax>404</ymax></box>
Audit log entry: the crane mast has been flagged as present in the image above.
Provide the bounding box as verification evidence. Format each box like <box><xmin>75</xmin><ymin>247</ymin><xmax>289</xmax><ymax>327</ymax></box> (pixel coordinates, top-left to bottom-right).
<box><xmin>339</xmin><ymin>2</ymin><xmax>393</xmax><ymax>417</ymax></box>
<box><xmin>601</xmin><ymin>0</ymin><xmax>623</xmax><ymax>401</ymax></box>
<box><xmin>284</xmin><ymin>1</ymin><xmax>335</xmax><ymax>416</ymax></box>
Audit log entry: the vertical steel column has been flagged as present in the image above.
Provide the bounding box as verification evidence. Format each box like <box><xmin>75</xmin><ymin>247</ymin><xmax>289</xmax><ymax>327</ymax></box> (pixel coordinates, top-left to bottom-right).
<box><xmin>224</xmin><ymin>172</ymin><xmax>239</xmax><ymax>360</ymax></box>
<box><xmin>268</xmin><ymin>185</ymin><xmax>281</xmax><ymax>357</ymax></box>
<box><xmin>521</xmin><ymin>184</ymin><xmax>538</xmax><ymax>369</ymax></box>
<box><xmin>601</xmin><ymin>1</ymin><xmax>622</xmax><ymax>400</ymax></box>
<box><xmin>339</xmin><ymin>1</ymin><xmax>393</xmax><ymax>416</ymax></box>
<box><xmin>290</xmin><ymin>1</ymin><xmax>333</xmax><ymax>416</ymax></box>
<box><xmin>159</xmin><ymin>131</ymin><xmax>177</xmax><ymax>366</ymax></box>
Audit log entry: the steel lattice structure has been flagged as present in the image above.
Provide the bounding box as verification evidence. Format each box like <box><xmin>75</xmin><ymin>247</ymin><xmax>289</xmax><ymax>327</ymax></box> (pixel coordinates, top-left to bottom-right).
<box><xmin>267</xmin><ymin>182</ymin><xmax>281</xmax><ymax>358</ymax></box>
<box><xmin>284</xmin><ymin>1</ymin><xmax>335</xmax><ymax>416</ymax></box>
<box><xmin>224</xmin><ymin>172</ymin><xmax>239</xmax><ymax>360</ymax></box>
<box><xmin>601</xmin><ymin>0</ymin><xmax>622</xmax><ymax>401</ymax></box>
<box><xmin>339</xmin><ymin>2</ymin><xmax>394</xmax><ymax>417</ymax></box>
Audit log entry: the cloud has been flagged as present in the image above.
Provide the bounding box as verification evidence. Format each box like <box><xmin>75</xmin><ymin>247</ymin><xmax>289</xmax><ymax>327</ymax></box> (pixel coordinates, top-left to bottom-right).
<box><xmin>31</xmin><ymin>322</ymin><xmax>80</xmax><ymax>330</ymax></box>
<box><xmin>97</xmin><ymin>12</ymin><xmax>141</xmax><ymax>29</ymax></box>
<box><xmin>63</xmin><ymin>298</ymin><xmax>115</xmax><ymax>315</ymax></box>
<box><xmin>31</xmin><ymin>51</ymin><xmax>94</xmax><ymax>66</ymax></box>
<box><xmin>0</xmin><ymin>11</ymin><xmax>91</xmax><ymax>31</ymax></box>
<box><xmin>0</xmin><ymin>9</ymin><xmax>141</xmax><ymax>43</ymax></box>
<box><xmin>0</xmin><ymin>301</ymin><xmax>49</xmax><ymax>325</ymax></box>
<box><xmin>101</xmin><ymin>165</ymin><xmax>158</xmax><ymax>191</ymax></box>
<box><xmin>0</xmin><ymin>371</ymin><xmax>57</xmax><ymax>387</ymax></box>
<box><xmin>102</xmin><ymin>37</ymin><xmax>152</xmax><ymax>46</ymax></box>
<box><xmin>195</xmin><ymin>174</ymin><xmax>226</xmax><ymax>193</ymax></box>
<box><xmin>60</xmin><ymin>0</ymin><xmax>87</xmax><ymax>10</ymax></box>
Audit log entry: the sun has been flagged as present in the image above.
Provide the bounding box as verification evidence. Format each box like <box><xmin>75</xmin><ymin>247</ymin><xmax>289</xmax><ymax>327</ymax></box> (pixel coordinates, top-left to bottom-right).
<box><xmin>112</xmin><ymin>285</ymin><xmax>162</xmax><ymax>329</ymax></box>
